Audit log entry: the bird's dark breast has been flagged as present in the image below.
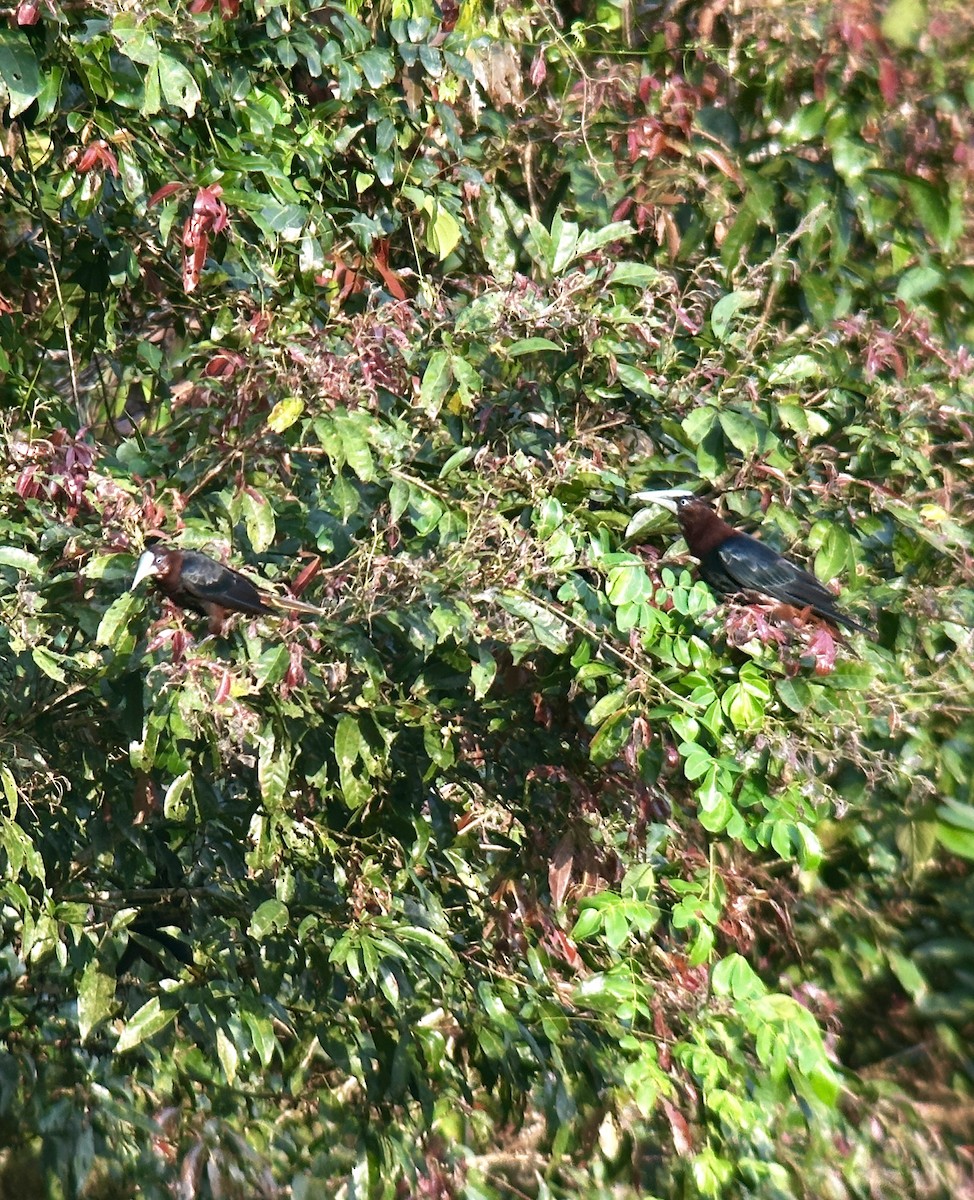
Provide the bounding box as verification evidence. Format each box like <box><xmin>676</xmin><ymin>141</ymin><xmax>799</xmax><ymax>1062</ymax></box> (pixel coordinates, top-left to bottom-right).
<box><xmin>166</xmin><ymin>585</ymin><xmax>211</xmax><ymax>618</ymax></box>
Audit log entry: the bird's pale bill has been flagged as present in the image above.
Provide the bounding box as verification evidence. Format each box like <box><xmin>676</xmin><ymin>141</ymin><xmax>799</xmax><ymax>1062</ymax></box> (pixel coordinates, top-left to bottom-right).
<box><xmin>630</xmin><ymin>488</ymin><xmax>696</xmax><ymax>512</ymax></box>
<box><xmin>131</xmin><ymin>550</ymin><xmax>161</xmax><ymax>590</ymax></box>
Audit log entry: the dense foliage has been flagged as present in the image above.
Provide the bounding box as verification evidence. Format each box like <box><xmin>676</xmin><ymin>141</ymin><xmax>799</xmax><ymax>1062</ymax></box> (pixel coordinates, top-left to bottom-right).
<box><xmin>1</xmin><ymin>0</ymin><xmax>973</xmax><ymax>1196</ymax></box>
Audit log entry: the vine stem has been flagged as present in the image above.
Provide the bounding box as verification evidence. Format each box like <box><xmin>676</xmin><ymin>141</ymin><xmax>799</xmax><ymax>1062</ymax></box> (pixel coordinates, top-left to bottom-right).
<box><xmin>20</xmin><ymin>132</ymin><xmax>83</xmax><ymax>425</ymax></box>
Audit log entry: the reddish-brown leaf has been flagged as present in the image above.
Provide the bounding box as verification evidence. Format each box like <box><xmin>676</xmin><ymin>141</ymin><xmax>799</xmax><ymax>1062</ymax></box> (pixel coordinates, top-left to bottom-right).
<box><xmin>548</xmin><ymin>833</ymin><xmax>574</xmax><ymax>910</ymax></box>
<box><xmin>291</xmin><ymin>556</ymin><xmax>321</xmax><ymax>596</ymax></box>
<box><xmin>529</xmin><ymin>51</ymin><xmax>546</xmax><ymax>87</ymax></box>
<box><xmin>132</xmin><ymin>771</ymin><xmax>160</xmax><ymax>824</ymax></box>
<box><xmin>878</xmin><ymin>56</ymin><xmax>899</xmax><ymax>105</ymax></box>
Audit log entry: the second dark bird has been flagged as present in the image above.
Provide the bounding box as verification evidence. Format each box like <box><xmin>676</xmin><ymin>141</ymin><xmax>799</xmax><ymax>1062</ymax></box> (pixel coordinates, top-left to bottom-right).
<box><xmin>632</xmin><ymin>489</ymin><xmax>871</xmax><ymax>635</ymax></box>
<box><xmin>131</xmin><ymin>544</ymin><xmax>325</xmax><ymax>634</ymax></box>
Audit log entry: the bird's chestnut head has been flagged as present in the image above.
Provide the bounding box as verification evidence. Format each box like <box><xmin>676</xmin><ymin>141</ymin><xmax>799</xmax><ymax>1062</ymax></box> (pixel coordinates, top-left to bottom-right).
<box><xmin>630</xmin><ymin>488</ymin><xmax>727</xmax><ymax>544</ymax></box>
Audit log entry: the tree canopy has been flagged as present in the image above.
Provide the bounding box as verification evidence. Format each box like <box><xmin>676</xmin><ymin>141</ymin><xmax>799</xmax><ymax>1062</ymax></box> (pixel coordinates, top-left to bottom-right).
<box><xmin>1</xmin><ymin>0</ymin><xmax>973</xmax><ymax>1196</ymax></box>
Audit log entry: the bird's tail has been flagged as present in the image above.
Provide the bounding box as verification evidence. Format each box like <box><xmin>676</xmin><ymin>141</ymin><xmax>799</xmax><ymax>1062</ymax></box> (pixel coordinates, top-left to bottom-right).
<box><xmin>828</xmin><ymin>608</ymin><xmax>875</xmax><ymax>637</ymax></box>
<box><xmin>265</xmin><ymin>594</ymin><xmax>330</xmax><ymax>618</ymax></box>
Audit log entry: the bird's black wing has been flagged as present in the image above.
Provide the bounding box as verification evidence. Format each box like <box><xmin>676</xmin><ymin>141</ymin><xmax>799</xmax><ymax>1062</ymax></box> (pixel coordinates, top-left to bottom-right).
<box><xmin>178</xmin><ymin>551</ymin><xmax>273</xmax><ymax>616</ymax></box>
<box><xmin>713</xmin><ymin>533</ymin><xmax>867</xmax><ymax>632</ymax></box>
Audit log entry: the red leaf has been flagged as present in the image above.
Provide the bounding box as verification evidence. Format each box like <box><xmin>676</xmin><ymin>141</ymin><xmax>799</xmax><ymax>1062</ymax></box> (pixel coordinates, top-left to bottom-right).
<box><xmin>545</xmin><ymin>926</ymin><xmax>582</xmax><ymax>968</ymax></box>
<box><xmin>371</xmin><ymin>239</ymin><xmax>408</xmax><ymax>300</ymax></box>
<box><xmin>805</xmin><ymin>625</ymin><xmax>837</xmax><ymax>675</ymax></box>
<box><xmin>203</xmin><ymin>350</ymin><xmax>245</xmax><ymax>379</ymax></box>
<box><xmin>214</xmin><ymin>669</ymin><xmax>232</xmax><ymax>705</ymax></box>
<box><xmin>75</xmin><ymin>140</ymin><xmax>119</xmax><ymax>177</ymax></box>
<box><xmin>147</xmin><ymin>181</ymin><xmax>186</xmax><ymax>208</ymax></box>
<box><xmin>181</xmin><ymin>187</ymin><xmax>228</xmax><ymax>292</ymax></box>
<box><xmin>15</xmin><ymin>0</ymin><xmax>40</xmax><ymax>24</ymax></box>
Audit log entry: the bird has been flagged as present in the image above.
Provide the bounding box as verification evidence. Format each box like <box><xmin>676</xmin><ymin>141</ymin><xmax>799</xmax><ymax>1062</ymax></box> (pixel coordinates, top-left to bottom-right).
<box><xmin>131</xmin><ymin>544</ymin><xmax>326</xmax><ymax>634</ymax></box>
<box><xmin>631</xmin><ymin>489</ymin><xmax>872</xmax><ymax>635</ymax></box>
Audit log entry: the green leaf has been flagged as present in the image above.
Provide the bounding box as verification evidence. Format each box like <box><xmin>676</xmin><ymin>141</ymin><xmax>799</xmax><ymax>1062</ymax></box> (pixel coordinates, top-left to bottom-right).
<box><xmin>337</xmin><ymin>420</ymin><xmax>375</xmax><ymax>482</ymax></box>
<box><xmin>766</xmin><ymin>354</ymin><xmax>823</xmax><ymax>385</ymax></box>
<box><xmin>881</xmin><ymin>0</ymin><xmax>926</xmax><ymax>46</ymax></box>
<box><xmin>936</xmin><ymin>822</ymin><xmax>974</xmax><ymax>861</ymax></box>
<box><xmin>258</xmin><ymin>737</ymin><xmax>289</xmax><ymax>810</ymax></box>
<box><xmin>249</xmin><ymin>898</ymin><xmax>290</xmax><ymax>939</ymax></box>
<box><xmin>610</xmin><ymin>262</ymin><xmax>663</xmax><ymax>287</ymax></box>
<box><xmin>96</xmin><ymin>592</ymin><xmax>143</xmax><ymax>648</ymax></box>
<box><xmin>682</xmin><ymin>406</ymin><xmax>717</xmax><ymax>444</ymax></box>
<box><xmin>216</xmin><ymin>1026</ymin><xmax>239</xmax><ymax>1085</ymax></box>
<box><xmin>157</xmin><ymin>53</ymin><xmax>201</xmax><ymax>116</ymax></box>
<box><xmin>0</xmin><ymin>32</ymin><xmax>41</xmax><ymax>118</ymax></box>
<box><xmin>0</xmin><ymin>546</ymin><xmax>40</xmax><ymax>575</ymax></box>
<box><xmin>775</xmin><ymin>678</ymin><xmax>811</xmax><ymax>713</ymax></box>
<box><xmin>420</xmin><ymin>351</ymin><xmax>452</xmax><ymax>418</ymax></box>
<box><xmin>471</xmin><ymin>646</ymin><xmax>497</xmax><ymax>700</ymax></box>
<box><xmin>112</xmin><ymin>17</ymin><xmax>160</xmax><ymax>66</ymax></box>
<box><xmin>162</xmin><ymin>772</ymin><xmax>192</xmax><ymax>821</ymax></box>
<box><xmin>267</xmin><ymin>396</ymin><xmax>305</xmax><ymax>433</ymax></box>
<box><xmin>242</xmin><ymin>1009</ymin><xmax>278</xmax><ymax>1068</ymax></box>
<box><xmin>719</xmin><ymin>410</ymin><xmax>763</xmax><ymax>455</ymax></box>
<box><xmin>357</xmin><ymin>48</ymin><xmax>395</xmax><ymax>87</ymax></box>
<box><xmin>589</xmin><ymin>710</ymin><xmax>633</xmax><ymax>766</ymax></box>
<box><xmin>507</xmin><ymin>337</ymin><xmax>562</xmax><ymax>356</ymax></box>
<box><xmin>78</xmin><ymin>956</ymin><xmax>116</xmax><ymax>1042</ymax></box>
<box><xmin>335</xmin><ymin>715</ymin><xmax>371</xmax><ymax>809</ymax></box>
<box><xmin>888</xmin><ymin>950</ymin><xmax>927</xmax><ymax>1001</ymax></box>
<box><xmin>242</xmin><ymin>491</ymin><xmax>276</xmax><ymax>553</ymax></box>
<box><xmin>937</xmin><ymin>798</ymin><xmax>974</xmax><ymax>833</ymax></box>
<box><xmin>116</xmin><ymin>997</ymin><xmax>176</xmax><ymax>1053</ymax></box>
<box><xmin>586</xmin><ymin>686</ymin><xmax>630</xmax><ymax>729</ymax></box>
<box><xmin>616</xmin><ymin>363</ymin><xmax>655</xmax><ymax>396</ymax></box>
<box><xmin>548</xmin><ymin>211</ymin><xmax>579</xmax><ymax>275</ymax></box>
<box><xmin>710</xmin><ymin>289</ymin><xmax>760</xmax><ymax>340</ymax></box>
<box><xmin>31</xmin><ymin>647</ymin><xmax>66</xmax><ymax>682</ymax></box>
<box><xmin>812</xmin><ymin>524</ymin><xmax>851</xmax><ymax>582</ymax></box>
<box><xmin>572</xmin><ymin>907</ymin><xmax>603</xmax><ymax>941</ymax></box>
<box><xmin>427</xmin><ymin>203</ymin><xmax>461</xmax><ymax>260</ymax></box>
<box><xmin>904</xmin><ymin>177</ymin><xmax>952</xmax><ymax>250</ymax></box>
<box><xmin>258</xmin><ymin>201</ymin><xmax>308</xmax><ymax>242</ymax></box>
<box><xmin>496</xmin><ymin>592</ymin><xmax>570</xmax><ymax>653</ymax></box>
<box><xmin>606</xmin><ymin>562</ymin><xmax>652</xmax><ymax>606</ymax></box>
<box><xmin>0</xmin><ymin>765</ymin><xmax>17</xmax><ymax>820</ymax></box>
<box><xmin>711</xmin><ymin>953</ymin><xmax>767</xmax><ymax>1000</ymax></box>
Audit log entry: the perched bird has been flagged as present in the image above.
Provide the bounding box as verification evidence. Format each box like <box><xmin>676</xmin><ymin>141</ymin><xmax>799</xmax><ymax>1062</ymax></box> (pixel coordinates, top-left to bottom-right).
<box><xmin>632</xmin><ymin>489</ymin><xmax>871</xmax><ymax>635</ymax></box>
<box><xmin>131</xmin><ymin>544</ymin><xmax>325</xmax><ymax>634</ymax></box>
